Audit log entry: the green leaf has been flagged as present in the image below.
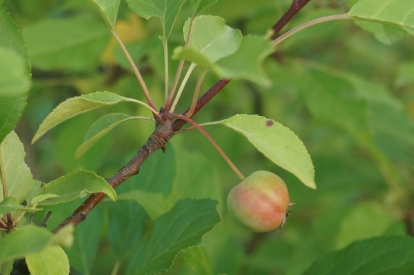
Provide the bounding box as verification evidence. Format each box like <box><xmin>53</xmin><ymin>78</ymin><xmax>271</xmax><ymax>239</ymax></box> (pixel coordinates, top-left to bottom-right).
<box><xmin>298</xmin><ymin>68</ymin><xmax>372</xmax><ymax>139</ymax></box>
<box><xmin>0</xmin><ymin>131</ymin><xmax>33</xmax><ymax>203</ymax></box>
<box><xmin>0</xmin><ymin>225</ymin><xmax>73</xmax><ymax>264</ymax></box>
<box><xmin>336</xmin><ymin>69</ymin><xmax>401</xmax><ymax>110</ymax></box>
<box><xmin>63</xmin><ymin>205</ymin><xmax>104</xmax><ymax>275</ymax></box>
<box><xmin>216</xmin><ymin>114</ymin><xmax>316</xmax><ymax>189</ymax></box>
<box><xmin>22</xmin><ymin>16</ymin><xmax>109</xmax><ymax>70</ymax></box>
<box><xmin>0</xmin><ymin>260</ymin><xmax>13</xmax><ymax>275</ymax></box>
<box><xmin>349</xmin><ymin>0</ymin><xmax>414</xmax><ymax>42</ymax></box>
<box><xmin>170</xmin><ymin>139</ymin><xmax>222</xmax><ymax>202</ymax></box>
<box><xmin>0</xmin><ymin>48</ymin><xmax>30</xmax><ymax>97</ymax></box>
<box><xmin>395</xmin><ymin>62</ymin><xmax>414</xmax><ymax>87</ymax></box>
<box><xmin>89</xmin><ymin>0</ymin><xmax>121</xmax><ymax>28</ymax></box>
<box><xmin>26</xmin><ymin>246</ymin><xmax>70</xmax><ymax>275</ymax></box>
<box><xmin>214</xmin><ymin>35</ymin><xmax>274</xmax><ymax>86</ymax></box>
<box><xmin>173</xmin><ymin>15</ymin><xmax>242</xmax><ymax>67</ymax></box>
<box><xmin>52</xmin><ymin>112</ymin><xmax>112</xmax><ymax>173</ymax></box>
<box><xmin>32</xmin><ymin>91</ymin><xmax>143</xmax><ymax>143</ymax></box>
<box><xmin>190</xmin><ymin>0</ymin><xmax>217</xmax><ymax>14</ymax></box>
<box><xmin>32</xmin><ymin>170</ymin><xmax>116</xmax><ymax>205</ymax></box>
<box><xmin>335</xmin><ymin>202</ymin><xmax>399</xmax><ymax>249</ymax></box>
<box><xmin>75</xmin><ymin>113</ymin><xmax>152</xmax><ymax>158</ymax></box>
<box><xmin>175</xmin><ymin>34</ymin><xmax>273</xmax><ymax>86</ymax></box>
<box><xmin>306</xmin><ymin>64</ymin><xmax>414</xmax><ymax>161</ymax></box>
<box><xmin>26</xmin><ymin>180</ymin><xmax>43</xmax><ymax>206</ymax></box>
<box><xmin>353</xmin><ymin>20</ymin><xmax>406</xmax><ymax>45</ymax></box>
<box><xmin>184</xmin><ymin>246</ymin><xmax>214</xmax><ymax>275</ymax></box>
<box><xmin>0</xmin><ymin>48</ymin><xmax>31</xmax><ymax>144</ymax></box>
<box><xmin>107</xmin><ymin>200</ymin><xmax>150</xmax><ymax>258</ymax></box>
<box><xmin>126</xmin><ymin>0</ymin><xmax>186</xmax><ymax>38</ymax></box>
<box><xmin>0</xmin><ymin>226</ymin><xmax>51</xmax><ymax>264</ymax></box>
<box><xmin>125</xmin><ymin>199</ymin><xmax>221</xmax><ymax>275</ymax></box>
<box><xmin>117</xmin><ymin>190</ymin><xmax>174</xmax><ymax>220</ymax></box>
<box><xmin>0</xmin><ymin>1</ymin><xmax>30</xmax><ymax>72</ymax></box>
<box><xmin>368</xmin><ymin>101</ymin><xmax>414</xmax><ymax>147</ymax></box>
<box><xmin>349</xmin><ymin>0</ymin><xmax>414</xmax><ymax>31</ymax></box>
<box><xmin>304</xmin><ymin>236</ymin><xmax>414</xmax><ymax>275</ymax></box>
<box><xmin>0</xmin><ymin>197</ymin><xmax>39</xmax><ymax>215</ymax></box>
<box><xmin>50</xmin><ymin>224</ymin><xmax>75</xmax><ymax>248</ymax></box>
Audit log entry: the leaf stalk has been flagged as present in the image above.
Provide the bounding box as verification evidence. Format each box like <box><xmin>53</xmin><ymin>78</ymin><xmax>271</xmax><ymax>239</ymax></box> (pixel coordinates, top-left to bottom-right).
<box><xmin>110</xmin><ymin>28</ymin><xmax>158</xmax><ymax>112</ymax></box>
<box><xmin>0</xmin><ymin>147</ymin><xmax>8</xmax><ymax>199</ymax></box>
<box><xmin>272</xmin><ymin>13</ymin><xmax>350</xmax><ymax>47</ymax></box>
<box><xmin>165</xmin><ymin>15</ymin><xmax>197</xmax><ymax>112</ymax></box>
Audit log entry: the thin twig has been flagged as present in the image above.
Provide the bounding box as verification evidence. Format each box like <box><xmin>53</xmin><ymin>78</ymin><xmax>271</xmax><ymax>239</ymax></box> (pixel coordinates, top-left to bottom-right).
<box><xmin>29</xmin><ymin>213</ymin><xmax>35</xmax><ymax>224</ymax></box>
<box><xmin>40</xmin><ymin>211</ymin><xmax>52</xmax><ymax>227</ymax></box>
<box><xmin>270</xmin><ymin>0</ymin><xmax>312</xmax><ymax>40</ymax></box>
<box><xmin>173</xmin><ymin>79</ymin><xmax>231</xmax><ymax>131</ymax></box>
<box><xmin>52</xmin><ymin>120</ymin><xmax>174</xmax><ymax>233</ymax></box>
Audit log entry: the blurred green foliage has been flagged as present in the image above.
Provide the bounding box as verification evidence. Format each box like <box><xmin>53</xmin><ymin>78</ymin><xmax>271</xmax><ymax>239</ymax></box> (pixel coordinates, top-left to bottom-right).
<box><xmin>2</xmin><ymin>0</ymin><xmax>414</xmax><ymax>274</ymax></box>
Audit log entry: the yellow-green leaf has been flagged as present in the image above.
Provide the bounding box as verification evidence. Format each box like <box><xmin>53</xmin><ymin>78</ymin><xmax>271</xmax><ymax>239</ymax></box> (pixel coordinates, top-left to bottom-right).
<box><xmin>26</xmin><ymin>246</ymin><xmax>70</xmax><ymax>275</ymax></box>
<box><xmin>32</xmin><ymin>91</ymin><xmax>145</xmax><ymax>143</ymax></box>
<box><xmin>217</xmin><ymin>114</ymin><xmax>316</xmax><ymax>189</ymax></box>
<box><xmin>32</xmin><ymin>170</ymin><xmax>116</xmax><ymax>205</ymax></box>
<box><xmin>75</xmin><ymin>113</ymin><xmax>152</xmax><ymax>158</ymax></box>
<box><xmin>0</xmin><ymin>131</ymin><xmax>33</xmax><ymax>203</ymax></box>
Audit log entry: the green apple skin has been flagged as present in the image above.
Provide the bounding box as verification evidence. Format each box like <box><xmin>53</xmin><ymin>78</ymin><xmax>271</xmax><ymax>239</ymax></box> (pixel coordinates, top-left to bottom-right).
<box><xmin>227</xmin><ymin>171</ymin><xmax>290</xmax><ymax>232</ymax></box>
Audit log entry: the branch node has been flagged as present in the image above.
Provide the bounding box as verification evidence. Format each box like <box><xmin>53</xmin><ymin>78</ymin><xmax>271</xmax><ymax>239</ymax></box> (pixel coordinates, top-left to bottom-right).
<box><xmin>150</xmin><ymin>132</ymin><xmax>168</xmax><ymax>152</ymax></box>
<box><xmin>79</xmin><ymin>213</ymin><xmax>86</xmax><ymax>221</ymax></box>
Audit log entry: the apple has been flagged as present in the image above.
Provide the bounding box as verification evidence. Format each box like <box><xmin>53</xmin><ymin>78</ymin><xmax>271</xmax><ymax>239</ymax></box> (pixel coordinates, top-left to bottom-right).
<box><xmin>227</xmin><ymin>171</ymin><xmax>291</xmax><ymax>232</ymax></box>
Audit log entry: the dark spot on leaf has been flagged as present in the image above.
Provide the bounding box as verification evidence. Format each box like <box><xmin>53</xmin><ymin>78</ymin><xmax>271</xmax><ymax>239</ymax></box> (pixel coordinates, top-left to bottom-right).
<box><xmin>266</xmin><ymin>120</ymin><xmax>274</xmax><ymax>127</ymax></box>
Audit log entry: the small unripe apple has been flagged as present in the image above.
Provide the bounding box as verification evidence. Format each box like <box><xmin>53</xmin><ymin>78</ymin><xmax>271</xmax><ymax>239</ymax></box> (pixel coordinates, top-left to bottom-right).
<box><xmin>227</xmin><ymin>171</ymin><xmax>290</xmax><ymax>232</ymax></box>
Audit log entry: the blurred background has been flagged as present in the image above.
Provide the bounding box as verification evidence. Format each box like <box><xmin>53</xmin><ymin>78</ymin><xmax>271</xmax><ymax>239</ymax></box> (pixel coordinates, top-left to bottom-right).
<box><xmin>4</xmin><ymin>0</ymin><xmax>414</xmax><ymax>274</ymax></box>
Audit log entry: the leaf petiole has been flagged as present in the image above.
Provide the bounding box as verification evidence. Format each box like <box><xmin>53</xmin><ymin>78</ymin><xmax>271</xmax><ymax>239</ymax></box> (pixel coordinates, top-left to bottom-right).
<box><xmin>170</xmin><ymin>63</ymin><xmax>197</xmax><ymax>113</ymax></box>
<box><xmin>187</xmin><ymin>70</ymin><xmax>207</xmax><ymax>117</ymax></box>
<box><xmin>12</xmin><ymin>203</ymin><xmax>38</xmax><ymax>227</ymax></box>
<box><xmin>163</xmin><ymin>40</ymin><xmax>169</xmax><ymax>103</ymax></box>
<box><xmin>272</xmin><ymin>13</ymin><xmax>350</xmax><ymax>47</ymax></box>
<box><xmin>165</xmin><ymin>15</ymin><xmax>197</xmax><ymax>112</ymax></box>
<box><xmin>110</xmin><ymin>28</ymin><xmax>158</xmax><ymax>112</ymax></box>
<box><xmin>0</xmin><ymin>217</ymin><xmax>7</xmax><ymax>229</ymax></box>
<box><xmin>0</xmin><ymin>146</ymin><xmax>8</xmax><ymax>199</ymax></box>
<box><xmin>124</xmin><ymin>98</ymin><xmax>160</xmax><ymax>116</ymax></box>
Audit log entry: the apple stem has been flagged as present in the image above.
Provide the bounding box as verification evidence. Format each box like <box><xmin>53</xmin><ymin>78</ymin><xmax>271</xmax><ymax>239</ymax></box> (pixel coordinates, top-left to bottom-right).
<box><xmin>167</xmin><ymin>113</ymin><xmax>246</xmax><ymax>181</ymax></box>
